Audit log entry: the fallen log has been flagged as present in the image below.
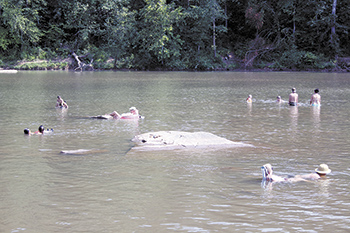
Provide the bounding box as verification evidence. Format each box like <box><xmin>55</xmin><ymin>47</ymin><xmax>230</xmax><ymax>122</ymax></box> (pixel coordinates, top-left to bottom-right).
<box><xmin>72</xmin><ymin>52</ymin><xmax>94</xmax><ymax>71</ymax></box>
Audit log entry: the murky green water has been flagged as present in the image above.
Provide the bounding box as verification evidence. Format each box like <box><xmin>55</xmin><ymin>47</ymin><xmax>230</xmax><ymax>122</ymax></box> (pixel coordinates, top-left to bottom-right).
<box><xmin>1</xmin><ymin>71</ymin><xmax>349</xmax><ymax>232</ymax></box>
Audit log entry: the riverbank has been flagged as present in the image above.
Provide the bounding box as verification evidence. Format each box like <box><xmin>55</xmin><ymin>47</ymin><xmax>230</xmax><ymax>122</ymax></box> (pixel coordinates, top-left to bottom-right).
<box><xmin>1</xmin><ymin>57</ymin><xmax>350</xmax><ymax>72</ymax></box>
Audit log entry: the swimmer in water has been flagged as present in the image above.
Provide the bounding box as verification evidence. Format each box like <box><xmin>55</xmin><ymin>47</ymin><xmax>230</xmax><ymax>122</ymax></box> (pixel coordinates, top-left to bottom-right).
<box><xmin>24</xmin><ymin>125</ymin><xmax>47</xmax><ymax>135</ymax></box>
<box><xmin>110</xmin><ymin>106</ymin><xmax>139</xmax><ymax>119</ymax></box>
<box><xmin>261</xmin><ymin>163</ymin><xmax>331</xmax><ymax>183</ymax></box>
<box><xmin>310</xmin><ymin>88</ymin><xmax>321</xmax><ymax>106</ymax></box>
<box><xmin>246</xmin><ymin>95</ymin><xmax>252</xmax><ymax>103</ymax></box>
<box><xmin>276</xmin><ymin>96</ymin><xmax>285</xmax><ymax>103</ymax></box>
<box><xmin>24</xmin><ymin>128</ymin><xmax>33</xmax><ymax>135</ymax></box>
<box><xmin>56</xmin><ymin>96</ymin><xmax>68</xmax><ymax>108</ymax></box>
<box><xmin>292</xmin><ymin>164</ymin><xmax>331</xmax><ymax>181</ymax></box>
<box><xmin>261</xmin><ymin>164</ymin><xmax>287</xmax><ymax>182</ymax></box>
<box><xmin>34</xmin><ymin>125</ymin><xmax>45</xmax><ymax>134</ymax></box>
<box><xmin>289</xmin><ymin>88</ymin><xmax>298</xmax><ymax>106</ymax></box>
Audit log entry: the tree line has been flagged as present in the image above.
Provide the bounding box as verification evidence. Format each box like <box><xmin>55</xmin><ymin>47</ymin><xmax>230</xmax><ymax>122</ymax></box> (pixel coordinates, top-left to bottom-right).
<box><xmin>0</xmin><ymin>0</ymin><xmax>349</xmax><ymax>71</ymax></box>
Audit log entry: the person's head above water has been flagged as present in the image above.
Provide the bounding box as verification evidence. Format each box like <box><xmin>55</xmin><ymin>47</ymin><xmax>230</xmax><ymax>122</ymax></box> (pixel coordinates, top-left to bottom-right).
<box><xmin>24</xmin><ymin>128</ymin><xmax>31</xmax><ymax>135</ymax></box>
<box><xmin>292</xmin><ymin>87</ymin><xmax>296</xmax><ymax>93</ymax></box>
<box><xmin>261</xmin><ymin>164</ymin><xmax>273</xmax><ymax>179</ymax></box>
<box><xmin>314</xmin><ymin>88</ymin><xmax>319</xmax><ymax>93</ymax></box>
<box><xmin>315</xmin><ymin>164</ymin><xmax>331</xmax><ymax>176</ymax></box>
<box><xmin>129</xmin><ymin>107</ymin><xmax>138</xmax><ymax>114</ymax></box>
<box><xmin>38</xmin><ymin>125</ymin><xmax>44</xmax><ymax>133</ymax></box>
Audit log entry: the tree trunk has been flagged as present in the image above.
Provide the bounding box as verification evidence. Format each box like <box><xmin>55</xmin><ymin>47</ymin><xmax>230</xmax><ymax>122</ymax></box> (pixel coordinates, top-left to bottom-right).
<box><xmin>331</xmin><ymin>0</ymin><xmax>338</xmax><ymax>59</ymax></box>
<box><xmin>224</xmin><ymin>1</ymin><xmax>227</xmax><ymax>28</ymax></box>
<box><xmin>213</xmin><ymin>18</ymin><xmax>216</xmax><ymax>57</ymax></box>
<box><xmin>292</xmin><ymin>4</ymin><xmax>296</xmax><ymax>45</ymax></box>
<box><xmin>331</xmin><ymin>0</ymin><xmax>337</xmax><ymax>37</ymax></box>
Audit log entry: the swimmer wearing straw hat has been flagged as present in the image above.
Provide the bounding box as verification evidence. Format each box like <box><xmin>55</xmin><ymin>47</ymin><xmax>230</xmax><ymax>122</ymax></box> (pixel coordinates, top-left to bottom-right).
<box><xmin>261</xmin><ymin>164</ymin><xmax>331</xmax><ymax>182</ymax></box>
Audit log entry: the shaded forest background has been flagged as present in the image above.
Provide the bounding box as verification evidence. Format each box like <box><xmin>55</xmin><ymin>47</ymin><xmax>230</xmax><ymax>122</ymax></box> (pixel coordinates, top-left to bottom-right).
<box><xmin>0</xmin><ymin>0</ymin><xmax>349</xmax><ymax>71</ymax></box>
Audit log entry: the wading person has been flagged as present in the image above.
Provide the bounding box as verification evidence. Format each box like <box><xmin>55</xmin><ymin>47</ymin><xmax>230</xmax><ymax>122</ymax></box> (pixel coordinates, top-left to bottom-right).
<box><xmin>310</xmin><ymin>88</ymin><xmax>321</xmax><ymax>106</ymax></box>
<box><xmin>289</xmin><ymin>88</ymin><xmax>298</xmax><ymax>106</ymax></box>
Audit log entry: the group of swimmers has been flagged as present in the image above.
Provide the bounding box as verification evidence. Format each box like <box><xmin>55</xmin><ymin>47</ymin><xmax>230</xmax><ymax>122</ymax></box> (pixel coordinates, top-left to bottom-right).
<box><xmin>24</xmin><ymin>125</ymin><xmax>54</xmax><ymax>135</ymax></box>
<box><xmin>288</xmin><ymin>87</ymin><xmax>321</xmax><ymax>106</ymax></box>
<box><xmin>24</xmin><ymin>96</ymin><xmax>69</xmax><ymax>135</ymax></box>
<box><xmin>24</xmin><ymin>125</ymin><xmax>44</xmax><ymax>135</ymax></box>
<box><xmin>55</xmin><ymin>95</ymin><xmax>140</xmax><ymax>119</ymax></box>
<box><xmin>258</xmin><ymin>87</ymin><xmax>328</xmax><ymax>183</ymax></box>
<box><xmin>25</xmin><ymin>94</ymin><xmax>330</xmax><ymax>184</ymax></box>
<box><xmin>247</xmin><ymin>88</ymin><xmax>327</xmax><ymax>183</ymax></box>
<box><xmin>24</xmin><ymin>95</ymin><xmax>140</xmax><ymax>135</ymax></box>
<box><xmin>246</xmin><ymin>88</ymin><xmax>321</xmax><ymax>106</ymax></box>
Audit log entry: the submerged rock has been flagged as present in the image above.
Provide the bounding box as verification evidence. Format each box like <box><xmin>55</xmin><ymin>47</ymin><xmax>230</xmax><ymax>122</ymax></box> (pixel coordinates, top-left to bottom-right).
<box><xmin>131</xmin><ymin>131</ymin><xmax>253</xmax><ymax>150</ymax></box>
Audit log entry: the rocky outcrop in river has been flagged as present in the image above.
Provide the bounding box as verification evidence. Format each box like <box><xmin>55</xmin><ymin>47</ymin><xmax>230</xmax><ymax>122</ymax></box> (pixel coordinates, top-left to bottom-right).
<box><xmin>131</xmin><ymin>131</ymin><xmax>253</xmax><ymax>151</ymax></box>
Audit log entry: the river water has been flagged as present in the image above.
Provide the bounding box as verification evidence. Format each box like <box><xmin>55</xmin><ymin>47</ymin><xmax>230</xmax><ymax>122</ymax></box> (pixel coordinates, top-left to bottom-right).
<box><xmin>0</xmin><ymin>71</ymin><xmax>349</xmax><ymax>232</ymax></box>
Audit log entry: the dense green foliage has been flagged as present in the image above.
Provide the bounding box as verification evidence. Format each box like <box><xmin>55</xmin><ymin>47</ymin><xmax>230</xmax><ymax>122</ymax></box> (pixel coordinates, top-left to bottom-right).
<box><xmin>0</xmin><ymin>0</ymin><xmax>349</xmax><ymax>70</ymax></box>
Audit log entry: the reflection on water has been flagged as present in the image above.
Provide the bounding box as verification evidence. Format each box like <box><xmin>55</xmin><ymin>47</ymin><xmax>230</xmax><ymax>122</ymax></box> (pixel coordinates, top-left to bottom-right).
<box><xmin>311</xmin><ymin>106</ymin><xmax>321</xmax><ymax>130</ymax></box>
<box><xmin>289</xmin><ymin>106</ymin><xmax>298</xmax><ymax>140</ymax></box>
<box><xmin>261</xmin><ymin>176</ymin><xmax>331</xmax><ymax>198</ymax></box>
<box><xmin>261</xmin><ymin>180</ymin><xmax>274</xmax><ymax>193</ymax></box>
<box><xmin>246</xmin><ymin>102</ymin><xmax>252</xmax><ymax>116</ymax></box>
<box><xmin>56</xmin><ymin>108</ymin><xmax>68</xmax><ymax>121</ymax></box>
<box><xmin>316</xmin><ymin>178</ymin><xmax>330</xmax><ymax>197</ymax></box>
<box><xmin>1</xmin><ymin>71</ymin><xmax>350</xmax><ymax>232</ymax></box>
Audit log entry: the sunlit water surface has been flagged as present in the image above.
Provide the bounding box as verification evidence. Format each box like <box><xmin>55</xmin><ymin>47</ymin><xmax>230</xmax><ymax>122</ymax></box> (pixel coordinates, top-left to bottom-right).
<box><xmin>1</xmin><ymin>71</ymin><xmax>349</xmax><ymax>232</ymax></box>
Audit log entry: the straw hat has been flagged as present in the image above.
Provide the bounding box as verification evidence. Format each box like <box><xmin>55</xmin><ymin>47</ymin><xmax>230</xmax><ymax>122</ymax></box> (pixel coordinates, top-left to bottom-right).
<box><xmin>315</xmin><ymin>164</ymin><xmax>331</xmax><ymax>174</ymax></box>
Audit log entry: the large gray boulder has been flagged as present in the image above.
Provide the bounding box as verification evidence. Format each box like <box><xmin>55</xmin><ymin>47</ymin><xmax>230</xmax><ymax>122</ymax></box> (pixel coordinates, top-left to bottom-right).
<box><xmin>131</xmin><ymin>131</ymin><xmax>253</xmax><ymax>150</ymax></box>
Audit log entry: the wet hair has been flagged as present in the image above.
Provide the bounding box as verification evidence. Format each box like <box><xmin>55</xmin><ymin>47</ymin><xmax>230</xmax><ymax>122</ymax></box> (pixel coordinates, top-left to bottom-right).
<box><xmin>38</xmin><ymin>125</ymin><xmax>45</xmax><ymax>133</ymax></box>
<box><xmin>24</xmin><ymin>128</ymin><xmax>30</xmax><ymax>135</ymax></box>
<box><xmin>314</xmin><ymin>88</ymin><xmax>319</xmax><ymax>93</ymax></box>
